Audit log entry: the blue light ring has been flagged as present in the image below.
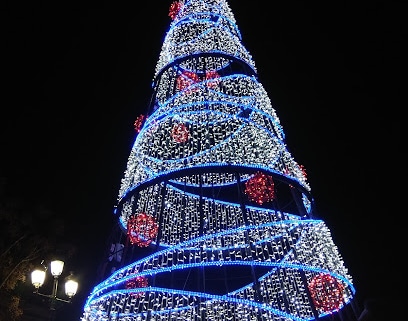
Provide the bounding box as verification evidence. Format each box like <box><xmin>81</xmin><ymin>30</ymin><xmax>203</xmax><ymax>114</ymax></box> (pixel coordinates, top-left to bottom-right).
<box><xmin>136</xmin><ymin>119</ymin><xmax>283</xmax><ymax>169</ymax></box>
<box><xmin>154</xmin><ymin>51</ymin><xmax>257</xmax><ymax>83</ymax></box>
<box><xmin>146</xmin><ymin>97</ymin><xmax>283</xmax><ymax>143</ymax></box>
<box><xmin>84</xmin><ymin>274</ymin><xmax>350</xmax><ymax>321</ymax></box>
<box><xmin>117</xmin><ymin>164</ymin><xmax>312</xmax><ymax>207</ymax></box>
<box><xmin>88</xmin><ymin>220</ymin><xmax>318</xmax><ymax>297</ymax></box>
<box><xmin>154</xmin><ymin>74</ymin><xmax>260</xmax><ymax>111</ymax></box>
<box><xmin>168</xmin><ymin>6</ymin><xmax>242</xmax><ymax>41</ymax></box>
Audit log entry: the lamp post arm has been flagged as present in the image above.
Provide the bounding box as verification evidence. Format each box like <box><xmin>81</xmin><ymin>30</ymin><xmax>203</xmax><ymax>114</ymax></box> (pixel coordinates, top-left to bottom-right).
<box><xmin>33</xmin><ymin>291</ymin><xmax>72</xmax><ymax>303</ymax></box>
<box><xmin>32</xmin><ymin>291</ymin><xmax>52</xmax><ymax>299</ymax></box>
<box><xmin>33</xmin><ymin>277</ymin><xmax>73</xmax><ymax>305</ymax></box>
<box><xmin>54</xmin><ymin>297</ymin><xmax>72</xmax><ymax>303</ymax></box>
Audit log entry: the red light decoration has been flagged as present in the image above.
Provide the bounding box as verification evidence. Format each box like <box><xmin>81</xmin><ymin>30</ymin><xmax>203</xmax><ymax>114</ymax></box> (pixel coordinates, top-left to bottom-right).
<box><xmin>171</xmin><ymin>123</ymin><xmax>189</xmax><ymax>143</ymax></box>
<box><xmin>169</xmin><ymin>1</ymin><xmax>183</xmax><ymax>20</ymax></box>
<box><xmin>176</xmin><ymin>71</ymin><xmax>200</xmax><ymax>92</ymax></box>
<box><xmin>127</xmin><ymin>213</ymin><xmax>159</xmax><ymax>247</ymax></box>
<box><xmin>245</xmin><ymin>171</ymin><xmax>275</xmax><ymax>205</ymax></box>
<box><xmin>205</xmin><ymin>70</ymin><xmax>220</xmax><ymax>89</ymax></box>
<box><xmin>308</xmin><ymin>273</ymin><xmax>345</xmax><ymax>313</ymax></box>
<box><xmin>134</xmin><ymin>114</ymin><xmax>146</xmax><ymax>133</ymax></box>
<box><xmin>283</xmin><ymin>168</ymin><xmax>294</xmax><ymax>189</ymax></box>
<box><xmin>299</xmin><ymin>164</ymin><xmax>307</xmax><ymax>180</ymax></box>
<box><xmin>125</xmin><ymin>275</ymin><xmax>148</xmax><ymax>297</ymax></box>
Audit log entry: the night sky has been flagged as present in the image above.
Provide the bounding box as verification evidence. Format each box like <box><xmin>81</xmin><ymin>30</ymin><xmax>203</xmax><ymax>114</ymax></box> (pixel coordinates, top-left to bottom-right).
<box><xmin>2</xmin><ymin>0</ymin><xmax>404</xmax><ymax>320</ymax></box>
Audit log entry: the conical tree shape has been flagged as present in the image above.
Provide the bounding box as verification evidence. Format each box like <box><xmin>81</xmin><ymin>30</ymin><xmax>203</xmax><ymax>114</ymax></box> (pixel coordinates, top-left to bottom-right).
<box><xmin>82</xmin><ymin>1</ymin><xmax>359</xmax><ymax>320</ymax></box>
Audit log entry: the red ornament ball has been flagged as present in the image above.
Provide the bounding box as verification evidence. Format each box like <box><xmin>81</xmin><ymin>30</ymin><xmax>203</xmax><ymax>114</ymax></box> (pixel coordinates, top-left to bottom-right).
<box><xmin>127</xmin><ymin>213</ymin><xmax>159</xmax><ymax>247</ymax></box>
<box><xmin>134</xmin><ymin>114</ymin><xmax>146</xmax><ymax>133</ymax></box>
<box><xmin>169</xmin><ymin>1</ymin><xmax>183</xmax><ymax>20</ymax></box>
<box><xmin>125</xmin><ymin>275</ymin><xmax>148</xmax><ymax>297</ymax></box>
<box><xmin>244</xmin><ymin>171</ymin><xmax>275</xmax><ymax>205</ymax></box>
<box><xmin>176</xmin><ymin>71</ymin><xmax>200</xmax><ymax>92</ymax></box>
<box><xmin>308</xmin><ymin>273</ymin><xmax>345</xmax><ymax>313</ymax></box>
<box><xmin>171</xmin><ymin>123</ymin><xmax>189</xmax><ymax>143</ymax></box>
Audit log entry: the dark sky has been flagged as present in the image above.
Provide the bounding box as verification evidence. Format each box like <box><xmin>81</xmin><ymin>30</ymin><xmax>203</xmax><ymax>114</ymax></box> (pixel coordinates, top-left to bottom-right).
<box><xmin>2</xmin><ymin>0</ymin><xmax>404</xmax><ymax>320</ymax></box>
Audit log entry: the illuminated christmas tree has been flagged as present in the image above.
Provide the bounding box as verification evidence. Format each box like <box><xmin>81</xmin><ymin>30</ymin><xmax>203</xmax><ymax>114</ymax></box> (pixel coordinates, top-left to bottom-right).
<box><xmin>81</xmin><ymin>1</ymin><xmax>360</xmax><ymax>320</ymax></box>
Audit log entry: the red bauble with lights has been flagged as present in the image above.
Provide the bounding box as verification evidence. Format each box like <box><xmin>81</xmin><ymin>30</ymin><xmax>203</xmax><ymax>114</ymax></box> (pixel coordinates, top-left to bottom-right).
<box><xmin>244</xmin><ymin>171</ymin><xmax>275</xmax><ymax>205</ymax></box>
<box><xmin>127</xmin><ymin>213</ymin><xmax>159</xmax><ymax>247</ymax></box>
<box><xmin>176</xmin><ymin>71</ymin><xmax>200</xmax><ymax>92</ymax></box>
<box><xmin>171</xmin><ymin>123</ymin><xmax>189</xmax><ymax>143</ymax></box>
<box><xmin>205</xmin><ymin>70</ymin><xmax>220</xmax><ymax>89</ymax></box>
<box><xmin>169</xmin><ymin>1</ymin><xmax>183</xmax><ymax>20</ymax></box>
<box><xmin>125</xmin><ymin>275</ymin><xmax>149</xmax><ymax>297</ymax></box>
<box><xmin>134</xmin><ymin>114</ymin><xmax>146</xmax><ymax>133</ymax></box>
<box><xmin>308</xmin><ymin>273</ymin><xmax>345</xmax><ymax>313</ymax></box>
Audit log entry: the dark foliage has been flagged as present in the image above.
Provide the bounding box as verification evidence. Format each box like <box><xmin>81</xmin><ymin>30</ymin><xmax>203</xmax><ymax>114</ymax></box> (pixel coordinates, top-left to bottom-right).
<box><xmin>0</xmin><ymin>178</ymin><xmax>76</xmax><ymax>321</ymax></box>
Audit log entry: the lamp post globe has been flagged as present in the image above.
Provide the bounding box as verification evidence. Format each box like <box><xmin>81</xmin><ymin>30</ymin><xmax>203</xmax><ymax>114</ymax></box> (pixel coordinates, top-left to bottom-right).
<box><xmin>50</xmin><ymin>260</ymin><xmax>64</xmax><ymax>277</ymax></box>
<box><xmin>65</xmin><ymin>273</ymin><xmax>79</xmax><ymax>298</ymax></box>
<box><xmin>31</xmin><ymin>269</ymin><xmax>46</xmax><ymax>289</ymax></box>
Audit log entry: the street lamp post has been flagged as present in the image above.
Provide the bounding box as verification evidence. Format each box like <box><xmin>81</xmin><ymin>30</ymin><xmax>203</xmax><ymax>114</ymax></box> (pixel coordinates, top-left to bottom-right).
<box><xmin>31</xmin><ymin>259</ymin><xmax>79</xmax><ymax>321</ymax></box>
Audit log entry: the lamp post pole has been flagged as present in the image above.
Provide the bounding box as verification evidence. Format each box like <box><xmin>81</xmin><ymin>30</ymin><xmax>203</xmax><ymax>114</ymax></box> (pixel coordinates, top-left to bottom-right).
<box><xmin>48</xmin><ymin>273</ymin><xmax>59</xmax><ymax>321</ymax></box>
<box><xmin>31</xmin><ymin>260</ymin><xmax>78</xmax><ymax>321</ymax></box>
